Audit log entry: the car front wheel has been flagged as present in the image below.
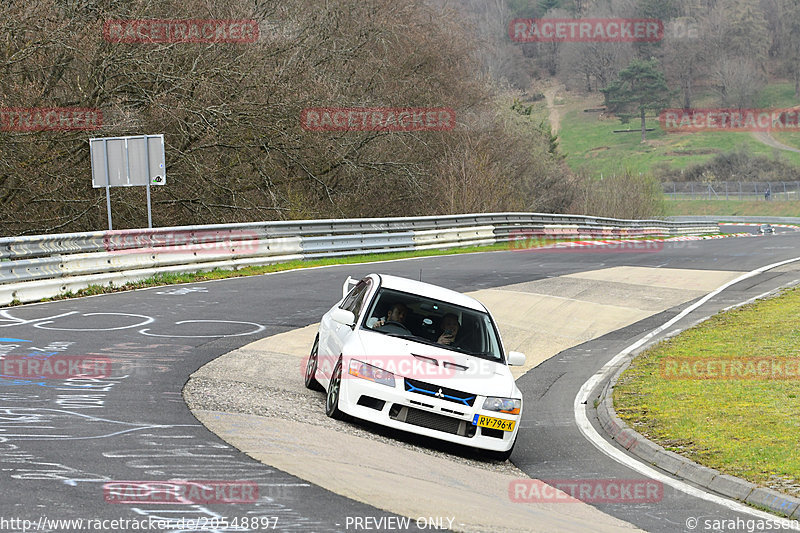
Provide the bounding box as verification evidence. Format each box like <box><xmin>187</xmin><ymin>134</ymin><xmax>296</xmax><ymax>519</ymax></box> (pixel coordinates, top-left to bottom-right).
<box><xmin>305</xmin><ymin>335</ymin><xmax>323</xmax><ymax>391</ymax></box>
<box><xmin>325</xmin><ymin>358</ymin><xmax>345</xmax><ymax>420</ymax></box>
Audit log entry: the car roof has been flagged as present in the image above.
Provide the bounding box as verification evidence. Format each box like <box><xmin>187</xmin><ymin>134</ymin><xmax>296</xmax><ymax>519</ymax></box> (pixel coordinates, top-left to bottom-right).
<box><xmin>372</xmin><ymin>274</ymin><xmax>487</xmax><ymax>312</ymax></box>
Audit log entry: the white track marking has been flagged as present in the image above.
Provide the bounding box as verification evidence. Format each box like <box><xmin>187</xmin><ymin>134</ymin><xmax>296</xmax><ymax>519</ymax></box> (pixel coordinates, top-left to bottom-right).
<box><xmin>139</xmin><ymin>320</ymin><xmax>266</xmax><ymax>338</ymax></box>
<box><xmin>575</xmin><ymin>255</ymin><xmax>800</xmax><ymax>525</ymax></box>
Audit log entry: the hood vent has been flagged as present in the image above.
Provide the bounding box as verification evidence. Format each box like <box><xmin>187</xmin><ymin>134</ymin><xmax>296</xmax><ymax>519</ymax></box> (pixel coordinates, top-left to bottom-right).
<box><xmin>411</xmin><ymin>353</ymin><xmax>439</xmax><ymax>366</ymax></box>
<box><xmin>411</xmin><ymin>354</ymin><xmax>469</xmax><ymax>372</ymax></box>
<box><xmin>443</xmin><ymin>361</ymin><xmax>468</xmax><ymax>372</ymax></box>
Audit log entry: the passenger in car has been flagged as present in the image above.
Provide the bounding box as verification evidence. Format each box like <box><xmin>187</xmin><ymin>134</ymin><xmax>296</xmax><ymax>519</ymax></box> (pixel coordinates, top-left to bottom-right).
<box><xmin>436</xmin><ymin>313</ymin><xmax>460</xmax><ymax>345</ymax></box>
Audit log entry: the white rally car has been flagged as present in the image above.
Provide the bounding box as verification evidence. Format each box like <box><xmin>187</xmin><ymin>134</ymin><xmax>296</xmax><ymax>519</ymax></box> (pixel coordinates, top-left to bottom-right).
<box><xmin>305</xmin><ymin>273</ymin><xmax>526</xmax><ymax>460</ymax></box>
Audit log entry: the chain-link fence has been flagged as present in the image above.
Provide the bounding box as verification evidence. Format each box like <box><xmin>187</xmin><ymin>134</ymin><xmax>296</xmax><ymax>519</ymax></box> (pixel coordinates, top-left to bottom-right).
<box><xmin>663</xmin><ymin>182</ymin><xmax>800</xmax><ymax>201</ymax></box>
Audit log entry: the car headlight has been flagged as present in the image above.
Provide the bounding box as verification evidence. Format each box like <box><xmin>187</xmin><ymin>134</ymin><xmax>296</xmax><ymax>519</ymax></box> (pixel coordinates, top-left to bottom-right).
<box><xmin>483</xmin><ymin>397</ymin><xmax>521</xmax><ymax>415</ymax></box>
<box><xmin>348</xmin><ymin>360</ymin><xmax>395</xmax><ymax>387</ymax></box>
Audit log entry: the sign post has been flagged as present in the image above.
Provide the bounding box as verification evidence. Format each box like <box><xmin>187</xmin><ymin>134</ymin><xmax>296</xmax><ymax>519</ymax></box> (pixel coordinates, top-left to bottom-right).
<box><xmin>89</xmin><ymin>134</ymin><xmax>166</xmax><ymax>230</ymax></box>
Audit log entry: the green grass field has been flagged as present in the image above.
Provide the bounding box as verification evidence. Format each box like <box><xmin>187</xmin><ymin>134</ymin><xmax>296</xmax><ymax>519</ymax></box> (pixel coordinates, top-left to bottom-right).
<box><xmin>556</xmin><ymin>84</ymin><xmax>800</xmax><ymax>177</ymax></box>
<box><xmin>613</xmin><ymin>288</ymin><xmax>800</xmax><ymax>495</ymax></box>
<box><xmin>755</xmin><ymin>82</ymin><xmax>800</xmax><ymax>108</ymax></box>
<box><xmin>665</xmin><ymin>200</ymin><xmax>800</xmax><ymax>217</ymax></box>
<box><xmin>772</xmin><ymin>131</ymin><xmax>800</xmax><ymax>150</ymax></box>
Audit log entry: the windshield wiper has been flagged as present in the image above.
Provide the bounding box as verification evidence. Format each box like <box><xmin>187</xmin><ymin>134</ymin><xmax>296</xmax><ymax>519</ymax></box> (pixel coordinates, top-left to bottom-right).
<box><xmin>446</xmin><ymin>345</ymin><xmax>494</xmax><ymax>358</ymax></box>
<box><xmin>377</xmin><ymin>331</ymin><xmax>413</xmax><ymax>340</ymax></box>
<box><xmin>404</xmin><ymin>336</ymin><xmax>500</xmax><ymax>360</ymax></box>
<box><xmin>403</xmin><ymin>336</ymin><xmax>443</xmax><ymax>348</ymax></box>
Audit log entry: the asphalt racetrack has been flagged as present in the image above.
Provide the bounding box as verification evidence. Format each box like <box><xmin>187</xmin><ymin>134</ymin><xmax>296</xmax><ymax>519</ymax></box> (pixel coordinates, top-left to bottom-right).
<box><xmin>0</xmin><ymin>227</ymin><xmax>798</xmax><ymax>532</ymax></box>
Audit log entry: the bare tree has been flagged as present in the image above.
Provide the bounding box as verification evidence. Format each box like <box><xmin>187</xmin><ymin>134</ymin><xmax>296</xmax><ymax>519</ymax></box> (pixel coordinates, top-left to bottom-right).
<box><xmin>711</xmin><ymin>58</ymin><xmax>765</xmax><ymax>108</ymax></box>
<box><xmin>0</xmin><ymin>0</ymin><xmax>580</xmax><ymax>234</ymax></box>
<box><xmin>560</xmin><ymin>40</ymin><xmax>632</xmax><ymax>93</ymax></box>
<box><xmin>780</xmin><ymin>0</ymin><xmax>800</xmax><ymax>98</ymax></box>
<box><xmin>572</xmin><ymin>171</ymin><xmax>665</xmax><ymax>219</ymax></box>
<box><xmin>662</xmin><ymin>17</ymin><xmax>706</xmax><ymax>109</ymax></box>
<box><xmin>557</xmin><ymin>2</ymin><xmax>633</xmax><ymax>93</ymax></box>
<box><xmin>431</xmin><ymin>106</ymin><xmax>576</xmax><ymax>215</ymax></box>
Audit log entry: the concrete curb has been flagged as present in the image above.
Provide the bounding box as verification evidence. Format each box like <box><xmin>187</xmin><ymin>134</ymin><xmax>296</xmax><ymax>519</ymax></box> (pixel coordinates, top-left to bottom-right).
<box><xmin>595</xmin><ymin>348</ymin><xmax>800</xmax><ymax>519</ymax></box>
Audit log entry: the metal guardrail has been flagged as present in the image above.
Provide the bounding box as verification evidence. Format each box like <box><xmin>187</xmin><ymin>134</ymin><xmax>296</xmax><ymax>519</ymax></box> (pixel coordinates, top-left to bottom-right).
<box><xmin>0</xmin><ymin>213</ymin><xmax>719</xmax><ymax>305</ymax></box>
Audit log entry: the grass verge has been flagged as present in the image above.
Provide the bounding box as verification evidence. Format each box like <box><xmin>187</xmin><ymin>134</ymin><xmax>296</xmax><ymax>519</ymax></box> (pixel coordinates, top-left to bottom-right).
<box><xmin>613</xmin><ymin>287</ymin><xmax>800</xmax><ymax>496</ymax></box>
<box><xmin>665</xmin><ymin>199</ymin><xmax>800</xmax><ymax>218</ymax></box>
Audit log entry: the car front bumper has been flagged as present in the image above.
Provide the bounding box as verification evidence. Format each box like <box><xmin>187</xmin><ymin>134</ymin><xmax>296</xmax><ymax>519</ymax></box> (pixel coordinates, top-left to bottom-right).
<box><xmin>338</xmin><ymin>372</ymin><xmax>520</xmax><ymax>452</ymax></box>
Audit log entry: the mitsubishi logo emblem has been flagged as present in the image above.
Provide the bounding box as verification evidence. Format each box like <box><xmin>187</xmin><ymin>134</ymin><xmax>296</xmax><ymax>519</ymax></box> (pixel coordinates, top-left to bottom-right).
<box><xmin>435</xmin><ymin>388</ymin><xmax>444</xmax><ymax>398</ymax></box>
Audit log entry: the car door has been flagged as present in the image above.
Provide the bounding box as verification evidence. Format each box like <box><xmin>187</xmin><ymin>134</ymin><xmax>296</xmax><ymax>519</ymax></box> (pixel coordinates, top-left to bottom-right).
<box><xmin>319</xmin><ymin>277</ymin><xmax>373</xmax><ymax>382</ymax></box>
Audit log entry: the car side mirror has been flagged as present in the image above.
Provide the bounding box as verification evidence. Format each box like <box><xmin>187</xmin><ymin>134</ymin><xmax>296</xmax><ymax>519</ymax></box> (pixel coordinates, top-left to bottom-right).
<box><xmin>507</xmin><ymin>351</ymin><xmax>526</xmax><ymax>366</ymax></box>
<box><xmin>331</xmin><ymin>308</ymin><xmax>356</xmax><ymax>328</ymax></box>
<box><xmin>341</xmin><ymin>276</ymin><xmax>359</xmax><ymax>299</ymax></box>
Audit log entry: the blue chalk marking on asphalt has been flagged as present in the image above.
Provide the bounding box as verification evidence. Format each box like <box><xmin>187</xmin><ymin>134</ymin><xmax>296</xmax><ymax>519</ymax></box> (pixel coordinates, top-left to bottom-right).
<box><xmin>0</xmin><ymin>377</ymin><xmax>94</xmax><ymax>388</ymax></box>
<box><xmin>0</xmin><ymin>338</ymin><xmax>31</xmax><ymax>342</ymax></box>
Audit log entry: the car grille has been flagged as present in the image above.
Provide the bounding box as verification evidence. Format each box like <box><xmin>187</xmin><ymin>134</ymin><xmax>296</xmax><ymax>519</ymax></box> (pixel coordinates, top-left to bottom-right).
<box><xmin>404</xmin><ymin>378</ymin><xmax>476</xmax><ymax>407</ymax></box>
<box><xmin>405</xmin><ymin>407</ymin><xmax>461</xmax><ymax>434</ymax></box>
<box><xmin>389</xmin><ymin>405</ymin><xmax>476</xmax><ymax>438</ymax></box>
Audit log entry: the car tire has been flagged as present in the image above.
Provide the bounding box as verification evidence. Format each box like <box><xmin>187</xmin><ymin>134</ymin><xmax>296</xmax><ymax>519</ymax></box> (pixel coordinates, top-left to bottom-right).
<box><xmin>325</xmin><ymin>358</ymin><xmax>345</xmax><ymax>420</ymax></box>
<box><xmin>305</xmin><ymin>335</ymin><xmax>324</xmax><ymax>391</ymax></box>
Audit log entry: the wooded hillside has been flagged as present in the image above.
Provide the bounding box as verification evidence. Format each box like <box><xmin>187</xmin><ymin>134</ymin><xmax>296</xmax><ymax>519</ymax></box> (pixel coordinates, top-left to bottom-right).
<box><xmin>0</xmin><ymin>0</ymin><xmax>574</xmax><ymax>234</ymax></box>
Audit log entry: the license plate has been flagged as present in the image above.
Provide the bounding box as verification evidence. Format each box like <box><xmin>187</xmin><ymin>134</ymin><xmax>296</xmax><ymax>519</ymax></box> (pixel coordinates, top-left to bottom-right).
<box><xmin>475</xmin><ymin>415</ymin><xmax>515</xmax><ymax>432</ymax></box>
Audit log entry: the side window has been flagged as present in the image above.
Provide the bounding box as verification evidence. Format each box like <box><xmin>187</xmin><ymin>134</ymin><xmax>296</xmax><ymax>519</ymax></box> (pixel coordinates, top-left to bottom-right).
<box><xmin>340</xmin><ymin>279</ymin><xmax>372</xmax><ymax>316</ymax></box>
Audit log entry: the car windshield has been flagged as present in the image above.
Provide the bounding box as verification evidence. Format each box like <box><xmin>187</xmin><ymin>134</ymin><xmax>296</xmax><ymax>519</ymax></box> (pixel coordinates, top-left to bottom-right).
<box><xmin>362</xmin><ymin>287</ymin><xmax>504</xmax><ymax>363</ymax></box>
